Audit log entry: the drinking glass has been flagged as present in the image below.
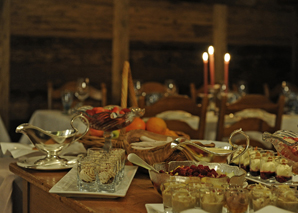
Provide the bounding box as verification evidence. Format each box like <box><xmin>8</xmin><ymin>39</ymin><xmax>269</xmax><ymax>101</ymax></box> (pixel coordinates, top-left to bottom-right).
<box><xmin>133</xmin><ymin>79</ymin><xmax>142</xmax><ymax>97</ymax></box>
<box><xmin>165</xmin><ymin>79</ymin><xmax>177</xmax><ymax>96</ymax></box>
<box><xmin>75</xmin><ymin>78</ymin><xmax>90</xmax><ymax>106</ymax></box>
<box><xmin>237</xmin><ymin>80</ymin><xmax>248</xmax><ymax>97</ymax></box>
<box><xmin>61</xmin><ymin>90</ymin><xmax>73</xmax><ymax>114</ymax></box>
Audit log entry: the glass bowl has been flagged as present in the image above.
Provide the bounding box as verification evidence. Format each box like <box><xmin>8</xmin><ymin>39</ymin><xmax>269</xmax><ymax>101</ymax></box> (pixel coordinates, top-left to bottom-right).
<box><xmin>78</xmin><ymin>106</ymin><xmax>145</xmax><ymax>131</ymax></box>
<box><xmin>149</xmin><ymin>160</ymin><xmax>246</xmax><ymax>195</ymax></box>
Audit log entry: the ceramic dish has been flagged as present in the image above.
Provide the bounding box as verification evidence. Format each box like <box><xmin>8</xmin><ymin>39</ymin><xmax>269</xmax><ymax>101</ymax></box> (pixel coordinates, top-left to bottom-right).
<box><xmin>49</xmin><ymin>165</ymin><xmax>138</xmax><ymax>198</ymax></box>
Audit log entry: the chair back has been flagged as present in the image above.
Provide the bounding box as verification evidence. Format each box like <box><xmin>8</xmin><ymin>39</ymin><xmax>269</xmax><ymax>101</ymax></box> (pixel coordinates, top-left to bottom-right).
<box><xmin>216</xmin><ymin>94</ymin><xmax>285</xmax><ymax>148</ymax></box>
<box><xmin>142</xmin><ymin>95</ymin><xmax>209</xmax><ymax>139</ymax></box>
<box><xmin>140</xmin><ymin>82</ymin><xmax>167</xmax><ymax>95</ymax></box>
<box><xmin>47</xmin><ymin>81</ymin><xmax>107</xmax><ymax>109</ymax></box>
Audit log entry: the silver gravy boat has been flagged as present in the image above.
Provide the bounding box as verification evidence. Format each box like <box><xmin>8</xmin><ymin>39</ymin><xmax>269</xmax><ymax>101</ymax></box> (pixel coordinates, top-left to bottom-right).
<box><xmin>16</xmin><ymin>114</ymin><xmax>89</xmax><ymax>166</ymax></box>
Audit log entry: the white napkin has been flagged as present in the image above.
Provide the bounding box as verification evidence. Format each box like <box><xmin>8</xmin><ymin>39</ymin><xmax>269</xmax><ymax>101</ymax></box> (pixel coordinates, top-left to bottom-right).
<box><xmin>0</xmin><ymin>142</ymin><xmax>86</xmax><ymax>159</ymax></box>
<box><xmin>130</xmin><ymin>136</ymin><xmax>172</xmax><ymax>150</ymax></box>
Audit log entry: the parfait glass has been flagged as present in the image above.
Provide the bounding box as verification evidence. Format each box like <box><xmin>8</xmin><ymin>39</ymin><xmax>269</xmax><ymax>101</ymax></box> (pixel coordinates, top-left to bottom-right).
<box><xmin>79</xmin><ymin>106</ymin><xmax>145</xmax><ymax>153</ymax></box>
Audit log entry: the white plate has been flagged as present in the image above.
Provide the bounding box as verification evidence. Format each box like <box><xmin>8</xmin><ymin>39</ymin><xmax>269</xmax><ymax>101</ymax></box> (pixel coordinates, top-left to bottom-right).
<box><xmin>49</xmin><ymin>165</ymin><xmax>138</xmax><ymax>198</ymax></box>
<box><xmin>17</xmin><ymin>156</ymin><xmax>77</xmax><ymax>170</ymax></box>
<box><xmin>254</xmin><ymin>205</ymin><xmax>293</xmax><ymax>213</ymax></box>
<box><xmin>145</xmin><ymin>204</ymin><xmax>209</xmax><ymax>213</ymax></box>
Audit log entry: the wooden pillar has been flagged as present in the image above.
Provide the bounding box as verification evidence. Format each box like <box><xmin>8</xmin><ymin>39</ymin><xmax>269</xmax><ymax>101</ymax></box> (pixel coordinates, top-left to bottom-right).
<box><xmin>213</xmin><ymin>4</ymin><xmax>228</xmax><ymax>85</ymax></box>
<box><xmin>112</xmin><ymin>0</ymin><xmax>130</xmax><ymax>104</ymax></box>
<box><xmin>291</xmin><ymin>7</ymin><xmax>298</xmax><ymax>84</ymax></box>
<box><xmin>0</xmin><ymin>0</ymin><xmax>10</xmax><ymax>129</ymax></box>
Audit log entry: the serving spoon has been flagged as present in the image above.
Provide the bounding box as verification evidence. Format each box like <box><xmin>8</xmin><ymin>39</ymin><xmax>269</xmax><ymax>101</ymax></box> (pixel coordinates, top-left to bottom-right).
<box><xmin>127</xmin><ymin>153</ymin><xmax>159</xmax><ymax>173</ymax></box>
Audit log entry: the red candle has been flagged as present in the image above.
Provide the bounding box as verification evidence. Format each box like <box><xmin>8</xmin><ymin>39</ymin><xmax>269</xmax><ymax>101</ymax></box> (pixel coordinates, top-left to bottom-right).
<box><xmin>202</xmin><ymin>52</ymin><xmax>209</xmax><ymax>94</ymax></box>
<box><xmin>224</xmin><ymin>53</ymin><xmax>231</xmax><ymax>93</ymax></box>
<box><xmin>208</xmin><ymin>46</ymin><xmax>215</xmax><ymax>87</ymax></box>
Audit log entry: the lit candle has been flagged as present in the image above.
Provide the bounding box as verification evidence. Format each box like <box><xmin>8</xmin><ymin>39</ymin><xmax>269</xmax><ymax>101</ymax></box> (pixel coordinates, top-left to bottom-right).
<box><xmin>224</xmin><ymin>53</ymin><xmax>231</xmax><ymax>93</ymax></box>
<box><xmin>208</xmin><ymin>46</ymin><xmax>215</xmax><ymax>87</ymax></box>
<box><xmin>202</xmin><ymin>52</ymin><xmax>209</xmax><ymax>94</ymax></box>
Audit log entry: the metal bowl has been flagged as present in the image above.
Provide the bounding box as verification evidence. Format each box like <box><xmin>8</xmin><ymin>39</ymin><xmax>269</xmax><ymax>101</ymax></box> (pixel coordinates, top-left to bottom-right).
<box><xmin>149</xmin><ymin>160</ymin><xmax>246</xmax><ymax>195</ymax></box>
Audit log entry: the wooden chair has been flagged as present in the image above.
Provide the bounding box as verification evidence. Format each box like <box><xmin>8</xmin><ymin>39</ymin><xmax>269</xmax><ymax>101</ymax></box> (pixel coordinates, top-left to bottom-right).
<box><xmin>216</xmin><ymin>94</ymin><xmax>285</xmax><ymax>149</ymax></box>
<box><xmin>47</xmin><ymin>81</ymin><xmax>107</xmax><ymax>109</ymax></box>
<box><xmin>142</xmin><ymin>95</ymin><xmax>209</xmax><ymax>139</ymax></box>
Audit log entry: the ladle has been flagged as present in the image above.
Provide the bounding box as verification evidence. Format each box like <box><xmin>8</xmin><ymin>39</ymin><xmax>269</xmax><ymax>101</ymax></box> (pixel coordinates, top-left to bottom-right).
<box><xmin>127</xmin><ymin>153</ymin><xmax>159</xmax><ymax>173</ymax></box>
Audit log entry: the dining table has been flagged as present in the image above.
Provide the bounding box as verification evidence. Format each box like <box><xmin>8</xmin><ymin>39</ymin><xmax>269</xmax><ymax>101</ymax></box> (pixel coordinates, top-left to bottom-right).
<box><xmin>9</xmin><ymin>161</ymin><xmax>162</xmax><ymax>213</ymax></box>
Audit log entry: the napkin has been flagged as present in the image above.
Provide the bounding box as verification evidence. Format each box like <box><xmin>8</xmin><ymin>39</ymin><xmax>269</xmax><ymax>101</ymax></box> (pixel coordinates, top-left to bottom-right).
<box><xmin>1</xmin><ymin>141</ymin><xmax>86</xmax><ymax>159</ymax></box>
<box><xmin>130</xmin><ymin>136</ymin><xmax>172</xmax><ymax>150</ymax></box>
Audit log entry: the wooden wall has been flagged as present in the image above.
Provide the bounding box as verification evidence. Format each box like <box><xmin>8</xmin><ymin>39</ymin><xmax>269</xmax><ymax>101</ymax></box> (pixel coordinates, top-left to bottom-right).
<box><xmin>1</xmin><ymin>0</ymin><xmax>297</xmax><ymax>141</ymax></box>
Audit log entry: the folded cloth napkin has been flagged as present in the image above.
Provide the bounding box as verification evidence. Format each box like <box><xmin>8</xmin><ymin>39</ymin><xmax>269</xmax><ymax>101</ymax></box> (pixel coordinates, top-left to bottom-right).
<box><xmin>130</xmin><ymin>136</ymin><xmax>172</xmax><ymax>150</ymax></box>
<box><xmin>1</xmin><ymin>141</ymin><xmax>86</xmax><ymax>159</ymax></box>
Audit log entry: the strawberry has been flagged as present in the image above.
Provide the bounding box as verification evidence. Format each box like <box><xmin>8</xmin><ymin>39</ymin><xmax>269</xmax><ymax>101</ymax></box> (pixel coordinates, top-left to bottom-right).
<box><xmin>121</xmin><ymin>108</ymin><xmax>131</xmax><ymax>113</ymax></box>
<box><xmin>111</xmin><ymin>106</ymin><xmax>120</xmax><ymax>113</ymax></box>
<box><xmin>93</xmin><ymin>107</ymin><xmax>105</xmax><ymax>114</ymax></box>
<box><xmin>86</xmin><ymin>109</ymin><xmax>95</xmax><ymax>116</ymax></box>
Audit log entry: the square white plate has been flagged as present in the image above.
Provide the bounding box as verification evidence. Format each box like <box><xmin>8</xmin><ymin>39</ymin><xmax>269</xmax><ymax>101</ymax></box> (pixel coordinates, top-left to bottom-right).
<box><xmin>49</xmin><ymin>165</ymin><xmax>137</xmax><ymax>198</ymax></box>
<box><xmin>255</xmin><ymin>205</ymin><xmax>293</xmax><ymax>213</ymax></box>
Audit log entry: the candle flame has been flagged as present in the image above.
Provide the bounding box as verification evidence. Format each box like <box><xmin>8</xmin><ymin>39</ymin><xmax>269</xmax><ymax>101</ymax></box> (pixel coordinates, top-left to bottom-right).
<box><xmin>208</xmin><ymin>46</ymin><xmax>214</xmax><ymax>55</ymax></box>
<box><xmin>202</xmin><ymin>52</ymin><xmax>208</xmax><ymax>61</ymax></box>
<box><xmin>224</xmin><ymin>53</ymin><xmax>230</xmax><ymax>62</ymax></box>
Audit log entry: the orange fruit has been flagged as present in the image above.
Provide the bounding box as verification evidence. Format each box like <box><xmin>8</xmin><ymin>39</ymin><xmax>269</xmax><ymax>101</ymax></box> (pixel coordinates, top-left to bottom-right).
<box><xmin>126</xmin><ymin>117</ymin><xmax>146</xmax><ymax>132</ymax></box>
<box><xmin>146</xmin><ymin>117</ymin><xmax>167</xmax><ymax>135</ymax></box>
<box><xmin>88</xmin><ymin>128</ymin><xmax>104</xmax><ymax>137</ymax></box>
<box><xmin>164</xmin><ymin>128</ymin><xmax>178</xmax><ymax>137</ymax></box>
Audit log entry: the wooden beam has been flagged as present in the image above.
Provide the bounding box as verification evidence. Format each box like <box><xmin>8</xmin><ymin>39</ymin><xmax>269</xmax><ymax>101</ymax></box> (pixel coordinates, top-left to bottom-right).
<box><xmin>291</xmin><ymin>7</ymin><xmax>298</xmax><ymax>84</ymax></box>
<box><xmin>112</xmin><ymin>0</ymin><xmax>129</xmax><ymax>104</ymax></box>
<box><xmin>213</xmin><ymin>4</ymin><xmax>227</xmax><ymax>84</ymax></box>
<box><xmin>0</xmin><ymin>0</ymin><xmax>10</xmax><ymax>129</ymax></box>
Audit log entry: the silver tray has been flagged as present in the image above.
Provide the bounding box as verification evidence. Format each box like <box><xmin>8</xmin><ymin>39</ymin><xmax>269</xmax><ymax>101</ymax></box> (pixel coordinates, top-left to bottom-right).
<box><xmin>245</xmin><ymin>172</ymin><xmax>298</xmax><ymax>187</ymax></box>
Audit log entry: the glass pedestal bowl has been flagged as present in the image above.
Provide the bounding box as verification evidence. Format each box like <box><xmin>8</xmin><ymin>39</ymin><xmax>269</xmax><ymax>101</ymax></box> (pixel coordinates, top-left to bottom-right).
<box><xmin>77</xmin><ymin>106</ymin><xmax>145</xmax><ymax>152</ymax></box>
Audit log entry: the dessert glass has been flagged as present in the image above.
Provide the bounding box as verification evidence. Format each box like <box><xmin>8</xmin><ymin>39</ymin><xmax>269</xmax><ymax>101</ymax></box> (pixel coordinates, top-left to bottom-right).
<box><xmin>187</xmin><ymin>181</ymin><xmax>213</xmax><ymax>208</ymax></box>
<box><xmin>249</xmin><ymin>152</ymin><xmax>262</xmax><ymax>177</ymax></box>
<box><xmin>161</xmin><ymin>181</ymin><xmax>187</xmax><ymax>213</ymax></box>
<box><xmin>77</xmin><ymin>156</ymin><xmax>98</xmax><ymax>192</ymax></box>
<box><xmin>250</xmin><ymin>187</ymin><xmax>273</xmax><ymax>211</ymax></box>
<box><xmin>200</xmin><ymin>187</ymin><xmax>225</xmax><ymax>213</ymax></box>
<box><xmin>275</xmin><ymin>157</ymin><xmax>293</xmax><ymax>183</ymax></box>
<box><xmin>97</xmin><ymin>160</ymin><xmax>117</xmax><ymax>193</ymax></box>
<box><xmin>274</xmin><ymin>186</ymin><xmax>298</xmax><ymax>212</ymax></box>
<box><xmin>172</xmin><ymin>189</ymin><xmax>196</xmax><ymax>213</ymax></box>
<box><xmin>260</xmin><ymin>153</ymin><xmax>276</xmax><ymax>180</ymax></box>
<box><xmin>225</xmin><ymin>188</ymin><xmax>249</xmax><ymax>213</ymax></box>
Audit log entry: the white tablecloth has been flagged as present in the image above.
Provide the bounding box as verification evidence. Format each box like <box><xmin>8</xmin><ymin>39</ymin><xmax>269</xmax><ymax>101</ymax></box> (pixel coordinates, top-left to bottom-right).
<box><xmin>0</xmin><ymin>116</ymin><xmax>11</xmax><ymax>142</ymax></box>
<box><xmin>19</xmin><ymin>110</ymin><xmax>88</xmax><ymax>144</ymax></box>
<box><xmin>0</xmin><ymin>156</ymin><xmax>21</xmax><ymax>213</ymax></box>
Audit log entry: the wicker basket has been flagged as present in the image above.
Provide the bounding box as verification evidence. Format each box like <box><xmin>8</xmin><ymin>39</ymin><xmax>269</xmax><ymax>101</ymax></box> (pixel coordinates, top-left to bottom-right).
<box><xmin>77</xmin><ymin>61</ymin><xmax>193</xmax><ymax>165</ymax></box>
